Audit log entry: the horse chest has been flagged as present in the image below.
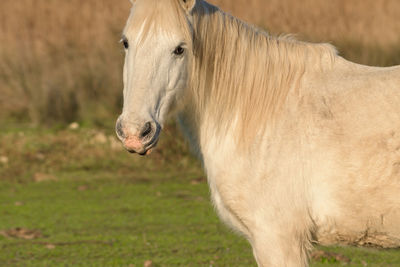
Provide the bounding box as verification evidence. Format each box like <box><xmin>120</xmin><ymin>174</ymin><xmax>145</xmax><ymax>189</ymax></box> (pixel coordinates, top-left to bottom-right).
<box><xmin>205</xmin><ymin>165</ymin><xmax>254</xmax><ymax>238</ymax></box>
<box><xmin>198</xmin><ymin>131</ymin><xmax>255</xmax><ymax>237</ymax></box>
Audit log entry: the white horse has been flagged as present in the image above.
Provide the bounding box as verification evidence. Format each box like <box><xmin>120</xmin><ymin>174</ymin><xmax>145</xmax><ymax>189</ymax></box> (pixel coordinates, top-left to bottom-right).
<box><xmin>115</xmin><ymin>0</ymin><xmax>400</xmax><ymax>266</ymax></box>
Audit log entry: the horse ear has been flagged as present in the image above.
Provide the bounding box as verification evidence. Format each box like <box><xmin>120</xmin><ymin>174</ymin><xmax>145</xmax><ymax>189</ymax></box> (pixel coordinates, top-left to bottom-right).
<box><xmin>179</xmin><ymin>0</ymin><xmax>196</xmax><ymax>13</ymax></box>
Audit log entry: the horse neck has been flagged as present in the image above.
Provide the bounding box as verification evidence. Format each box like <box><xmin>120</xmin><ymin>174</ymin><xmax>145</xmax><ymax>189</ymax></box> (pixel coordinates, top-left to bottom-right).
<box><xmin>179</xmin><ymin>1</ymin><xmax>337</xmax><ymax>154</ymax></box>
<box><xmin>181</xmin><ymin>4</ymin><xmax>274</xmax><ymax>152</ymax></box>
<box><xmin>181</xmin><ymin>3</ymin><xmax>245</xmax><ymax>139</ymax></box>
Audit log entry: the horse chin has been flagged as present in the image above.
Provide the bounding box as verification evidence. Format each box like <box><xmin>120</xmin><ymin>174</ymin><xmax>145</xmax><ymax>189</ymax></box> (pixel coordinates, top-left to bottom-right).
<box><xmin>138</xmin><ymin>148</ymin><xmax>154</xmax><ymax>156</ymax></box>
<box><xmin>138</xmin><ymin>138</ymin><xmax>159</xmax><ymax>156</ymax></box>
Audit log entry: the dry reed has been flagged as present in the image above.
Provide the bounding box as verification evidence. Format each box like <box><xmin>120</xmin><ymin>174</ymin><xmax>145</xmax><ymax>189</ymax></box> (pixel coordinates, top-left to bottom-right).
<box><xmin>0</xmin><ymin>0</ymin><xmax>399</xmax><ymax>124</ymax></box>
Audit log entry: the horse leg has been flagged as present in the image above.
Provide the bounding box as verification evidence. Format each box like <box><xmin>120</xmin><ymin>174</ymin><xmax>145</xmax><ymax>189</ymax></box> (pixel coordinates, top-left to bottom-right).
<box><xmin>207</xmin><ymin>170</ymin><xmax>312</xmax><ymax>266</ymax></box>
<box><xmin>250</xmin><ymin>222</ymin><xmax>311</xmax><ymax>267</ymax></box>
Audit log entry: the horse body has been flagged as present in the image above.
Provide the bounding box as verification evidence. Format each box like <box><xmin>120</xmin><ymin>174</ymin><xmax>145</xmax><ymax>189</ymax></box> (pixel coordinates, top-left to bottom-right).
<box><xmin>304</xmin><ymin>60</ymin><xmax>400</xmax><ymax>247</ymax></box>
<box><xmin>180</xmin><ymin>55</ymin><xmax>400</xmax><ymax>265</ymax></box>
<box><xmin>117</xmin><ymin>0</ymin><xmax>400</xmax><ymax>265</ymax></box>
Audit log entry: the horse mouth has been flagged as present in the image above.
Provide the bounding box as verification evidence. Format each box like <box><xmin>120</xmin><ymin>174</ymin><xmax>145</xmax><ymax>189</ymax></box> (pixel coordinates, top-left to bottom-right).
<box><xmin>128</xmin><ymin>137</ymin><xmax>159</xmax><ymax>156</ymax></box>
<box><xmin>138</xmin><ymin>139</ymin><xmax>159</xmax><ymax>156</ymax></box>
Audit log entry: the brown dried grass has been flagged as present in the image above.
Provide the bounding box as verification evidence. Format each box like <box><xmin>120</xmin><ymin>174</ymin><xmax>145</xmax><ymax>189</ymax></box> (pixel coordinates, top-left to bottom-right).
<box><xmin>0</xmin><ymin>0</ymin><xmax>130</xmax><ymax>124</ymax></box>
<box><xmin>0</xmin><ymin>0</ymin><xmax>399</xmax><ymax>124</ymax></box>
<box><xmin>214</xmin><ymin>0</ymin><xmax>400</xmax><ymax>47</ymax></box>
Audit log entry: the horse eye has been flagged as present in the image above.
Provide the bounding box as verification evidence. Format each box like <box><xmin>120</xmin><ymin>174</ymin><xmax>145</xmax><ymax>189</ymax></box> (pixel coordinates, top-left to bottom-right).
<box><xmin>122</xmin><ymin>39</ymin><xmax>129</xmax><ymax>49</ymax></box>
<box><xmin>173</xmin><ymin>46</ymin><xmax>185</xmax><ymax>55</ymax></box>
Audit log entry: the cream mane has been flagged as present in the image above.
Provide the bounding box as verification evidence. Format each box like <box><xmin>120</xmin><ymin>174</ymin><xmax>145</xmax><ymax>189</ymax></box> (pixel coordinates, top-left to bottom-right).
<box><xmin>188</xmin><ymin>1</ymin><xmax>337</xmax><ymax>142</ymax></box>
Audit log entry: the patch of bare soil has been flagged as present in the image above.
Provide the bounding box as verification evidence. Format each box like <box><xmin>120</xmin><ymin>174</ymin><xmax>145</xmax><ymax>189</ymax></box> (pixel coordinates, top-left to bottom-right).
<box><xmin>33</xmin><ymin>173</ymin><xmax>57</xmax><ymax>182</ymax></box>
<box><xmin>0</xmin><ymin>228</ymin><xmax>43</xmax><ymax>240</ymax></box>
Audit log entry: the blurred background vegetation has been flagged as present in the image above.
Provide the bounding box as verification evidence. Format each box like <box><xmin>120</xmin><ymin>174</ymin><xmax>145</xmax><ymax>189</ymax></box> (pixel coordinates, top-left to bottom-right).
<box><xmin>1</xmin><ymin>0</ymin><xmax>399</xmax><ymax>126</ymax></box>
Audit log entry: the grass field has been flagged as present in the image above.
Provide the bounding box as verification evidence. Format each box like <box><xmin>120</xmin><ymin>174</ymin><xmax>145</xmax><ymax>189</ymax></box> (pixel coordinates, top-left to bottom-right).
<box><xmin>1</xmin><ymin>125</ymin><xmax>400</xmax><ymax>266</ymax></box>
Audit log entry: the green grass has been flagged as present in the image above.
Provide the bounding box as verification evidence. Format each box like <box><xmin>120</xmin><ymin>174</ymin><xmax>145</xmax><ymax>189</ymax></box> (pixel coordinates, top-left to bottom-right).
<box><xmin>0</xmin><ymin>175</ymin><xmax>256</xmax><ymax>266</ymax></box>
<box><xmin>1</xmin><ymin>124</ymin><xmax>400</xmax><ymax>266</ymax></box>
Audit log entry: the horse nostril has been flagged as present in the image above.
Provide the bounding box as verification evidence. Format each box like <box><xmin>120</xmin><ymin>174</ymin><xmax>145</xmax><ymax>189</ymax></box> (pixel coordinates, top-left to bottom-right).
<box><xmin>140</xmin><ymin>122</ymin><xmax>153</xmax><ymax>139</ymax></box>
<box><xmin>116</xmin><ymin>119</ymin><xmax>125</xmax><ymax>139</ymax></box>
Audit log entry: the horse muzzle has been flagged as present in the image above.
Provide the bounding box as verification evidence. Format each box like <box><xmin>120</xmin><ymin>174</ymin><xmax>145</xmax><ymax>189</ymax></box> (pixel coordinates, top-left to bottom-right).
<box><xmin>116</xmin><ymin>118</ymin><xmax>160</xmax><ymax>156</ymax></box>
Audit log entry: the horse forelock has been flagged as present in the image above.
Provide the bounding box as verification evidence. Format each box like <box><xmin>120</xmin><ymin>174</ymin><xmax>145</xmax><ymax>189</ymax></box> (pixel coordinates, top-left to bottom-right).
<box><xmin>123</xmin><ymin>0</ymin><xmax>193</xmax><ymax>46</ymax></box>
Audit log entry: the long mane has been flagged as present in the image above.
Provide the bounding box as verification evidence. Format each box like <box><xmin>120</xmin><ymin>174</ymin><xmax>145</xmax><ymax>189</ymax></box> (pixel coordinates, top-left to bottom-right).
<box><xmin>188</xmin><ymin>1</ymin><xmax>337</xmax><ymax>143</ymax></box>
